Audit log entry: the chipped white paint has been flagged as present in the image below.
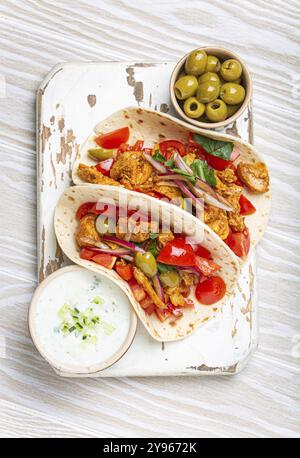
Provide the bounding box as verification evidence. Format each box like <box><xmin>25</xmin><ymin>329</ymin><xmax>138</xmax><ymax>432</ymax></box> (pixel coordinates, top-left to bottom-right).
<box><xmin>37</xmin><ymin>62</ymin><xmax>256</xmax><ymax>376</ymax></box>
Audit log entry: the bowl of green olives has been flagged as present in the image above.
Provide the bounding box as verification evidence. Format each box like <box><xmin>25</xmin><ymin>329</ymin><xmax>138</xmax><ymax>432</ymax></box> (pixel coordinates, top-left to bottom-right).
<box><xmin>170</xmin><ymin>47</ymin><xmax>252</xmax><ymax>129</ymax></box>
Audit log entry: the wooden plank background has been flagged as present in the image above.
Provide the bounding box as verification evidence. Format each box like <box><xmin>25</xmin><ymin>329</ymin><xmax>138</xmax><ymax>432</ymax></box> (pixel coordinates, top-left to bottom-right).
<box><xmin>0</xmin><ymin>0</ymin><xmax>299</xmax><ymax>438</ymax></box>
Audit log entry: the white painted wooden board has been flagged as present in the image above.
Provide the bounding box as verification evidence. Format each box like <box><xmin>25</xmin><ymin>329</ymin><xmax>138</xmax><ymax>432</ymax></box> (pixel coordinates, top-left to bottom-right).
<box><xmin>37</xmin><ymin>62</ymin><xmax>256</xmax><ymax>377</ymax></box>
<box><xmin>0</xmin><ymin>0</ymin><xmax>299</xmax><ymax>438</ymax></box>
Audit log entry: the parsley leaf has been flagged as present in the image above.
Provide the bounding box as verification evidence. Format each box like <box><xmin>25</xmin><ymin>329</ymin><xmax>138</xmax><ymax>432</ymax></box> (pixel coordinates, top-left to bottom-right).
<box><xmin>170</xmin><ymin>168</ymin><xmax>196</xmax><ymax>185</ymax></box>
<box><xmin>148</xmin><ymin>239</ymin><xmax>159</xmax><ymax>258</ymax></box>
<box><xmin>157</xmin><ymin>263</ymin><xmax>174</xmax><ymax>273</ymax></box>
<box><xmin>193</xmin><ymin>134</ymin><xmax>233</xmax><ymax>161</ymax></box>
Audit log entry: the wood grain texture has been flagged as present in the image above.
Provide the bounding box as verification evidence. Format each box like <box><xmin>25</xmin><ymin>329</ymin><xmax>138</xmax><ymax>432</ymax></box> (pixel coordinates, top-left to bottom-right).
<box><xmin>0</xmin><ymin>0</ymin><xmax>299</xmax><ymax>438</ymax></box>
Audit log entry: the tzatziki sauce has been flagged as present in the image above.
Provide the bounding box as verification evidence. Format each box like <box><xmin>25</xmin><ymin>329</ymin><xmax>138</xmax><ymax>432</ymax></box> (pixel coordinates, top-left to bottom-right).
<box><xmin>31</xmin><ymin>268</ymin><xmax>134</xmax><ymax>371</ymax></box>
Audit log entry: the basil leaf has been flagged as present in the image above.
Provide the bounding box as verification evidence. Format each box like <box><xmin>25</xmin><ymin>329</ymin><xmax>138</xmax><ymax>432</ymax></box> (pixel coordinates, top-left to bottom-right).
<box><xmin>152</xmin><ymin>150</ymin><xmax>166</xmax><ymax>163</ymax></box>
<box><xmin>193</xmin><ymin>134</ymin><xmax>233</xmax><ymax>161</ymax></box>
<box><xmin>157</xmin><ymin>262</ymin><xmax>174</xmax><ymax>273</ymax></box>
<box><xmin>191</xmin><ymin>159</ymin><xmax>216</xmax><ymax>187</ymax></box>
<box><xmin>170</xmin><ymin>168</ymin><xmax>196</xmax><ymax>185</ymax></box>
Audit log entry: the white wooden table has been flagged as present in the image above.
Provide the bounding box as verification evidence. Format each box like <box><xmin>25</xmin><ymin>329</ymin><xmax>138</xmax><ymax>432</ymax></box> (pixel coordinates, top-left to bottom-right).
<box><xmin>0</xmin><ymin>0</ymin><xmax>299</xmax><ymax>438</ymax></box>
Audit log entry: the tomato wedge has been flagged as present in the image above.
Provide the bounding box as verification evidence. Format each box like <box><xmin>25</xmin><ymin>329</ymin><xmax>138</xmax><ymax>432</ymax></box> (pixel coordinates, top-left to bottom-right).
<box><xmin>95</xmin><ymin>158</ymin><xmax>114</xmax><ymax>176</ymax></box>
<box><xmin>92</xmin><ymin>253</ymin><xmax>117</xmax><ymax>269</ymax></box>
<box><xmin>157</xmin><ymin>238</ymin><xmax>196</xmax><ymax>267</ymax></box>
<box><xmin>194</xmin><ymin>256</ymin><xmax>221</xmax><ymax>276</ymax></box>
<box><xmin>140</xmin><ymin>295</ymin><xmax>155</xmax><ymax>310</ymax></box>
<box><xmin>115</xmin><ymin>262</ymin><xmax>133</xmax><ymax>281</ymax></box>
<box><xmin>145</xmin><ymin>303</ymin><xmax>156</xmax><ymax>315</ymax></box>
<box><xmin>205</xmin><ymin>153</ymin><xmax>231</xmax><ymax>171</ymax></box>
<box><xmin>195</xmin><ymin>276</ymin><xmax>226</xmax><ymax>305</ymax></box>
<box><xmin>76</xmin><ymin>202</ymin><xmax>96</xmax><ymax>220</ymax></box>
<box><xmin>132</xmin><ymin>140</ymin><xmax>144</xmax><ymax>151</ymax></box>
<box><xmin>239</xmin><ymin>195</ymin><xmax>256</xmax><ymax>216</ymax></box>
<box><xmin>225</xmin><ymin>228</ymin><xmax>250</xmax><ymax>258</ymax></box>
<box><xmin>159</xmin><ymin>140</ymin><xmax>186</xmax><ymax>159</ymax></box>
<box><xmin>194</xmin><ymin>245</ymin><xmax>212</xmax><ymax>259</ymax></box>
<box><xmin>95</xmin><ymin>127</ymin><xmax>130</xmax><ymax>149</ymax></box>
<box><xmin>79</xmin><ymin>247</ymin><xmax>96</xmax><ymax>261</ymax></box>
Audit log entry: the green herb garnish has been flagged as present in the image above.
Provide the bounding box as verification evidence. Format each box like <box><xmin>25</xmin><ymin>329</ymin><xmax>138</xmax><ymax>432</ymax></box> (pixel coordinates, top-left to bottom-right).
<box><xmin>190</xmin><ymin>159</ymin><xmax>216</xmax><ymax>187</ymax></box>
<box><xmin>193</xmin><ymin>134</ymin><xmax>233</xmax><ymax>161</ymax></box>
<box><xmin>152</xmin><ymin>149</ymin><xmax>166</xmax><ymax>163</ymax></box>
<box><xmin>169</xmin><ymin>168</ymin><xmax>196</xmax><ymax>185</ymax></box>
<box><xmin>157</xmin><ymin>262</ymin><xmax>174</xmax><ymax>273</ymax></box>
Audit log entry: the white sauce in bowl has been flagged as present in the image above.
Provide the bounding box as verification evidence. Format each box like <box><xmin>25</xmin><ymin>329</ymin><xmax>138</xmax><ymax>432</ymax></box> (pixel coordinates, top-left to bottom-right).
<box><xmin>29</xmin><ymin>266</ymin><xmax>136</xmax><ymax>374</ymax></box>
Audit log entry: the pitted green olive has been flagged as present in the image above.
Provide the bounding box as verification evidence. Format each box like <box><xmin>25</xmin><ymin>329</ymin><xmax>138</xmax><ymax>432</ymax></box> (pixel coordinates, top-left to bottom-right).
<box><xmin>198</xmin><ymin>72</ymin><xmax>220</xmax><ymax>86</ymax></box>
<box><xmin>174</xmin><ymin>75</ymin><xmax>198</xmax><ymax>100</ymax></box>
<box><xmin>206</xmin><ymin>99</ymin><xmax>228</xmax><ymax>122</ymax></box>
<box><xmin>205</xmin><ymin>55</ymin><xmax>221</xmax><ymax>73</ymax></box>
<box><xmin>135</xmin><ymin>251</ymin><xmax>157</xmax><ymax>278</ymax></box>
<box><xmin>220</xmin><ymin>83</ymin><xmax>245</xmax><ymax>105</ymax></box>
<box><xmin>185</xmin><ymin>49</ymin><xmax>208</xmax><ymax>76</ymax></box>
<box><xmin>197</xmin><ymin>81</ymin><xmax>220</xmax><ymax>103</ymax></box>
<box><xmin>159</xmin><ymin>270</ymin><xmax>180</xmax><ymax>288</ymax></box>
<box><xmin>88</xmin><ymin>148</ymin><xmax>114</xmax><ymax>161</ymax></box>
<box><xmin>220</xmin><ymin>59</ymin><xmax>242</xmax><ymax>81</ymax></box>
<box><xmin>183</xmin><ymin>97</ymin><xmax>205</xmax><ymax>118</ymax></box>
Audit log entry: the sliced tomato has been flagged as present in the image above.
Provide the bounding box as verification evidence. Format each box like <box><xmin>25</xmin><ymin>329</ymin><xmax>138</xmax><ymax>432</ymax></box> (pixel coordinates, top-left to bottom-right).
<box><xmin>95</xmin><ymin>127</ymin><xmax>130</xmax><ymax>149</ymax></box>
<box><xmin>79</xmin><ymin>247</ymin><xmax>96</xmax><ymax>261</ymax></box>
<box><xmin>157</xmin><ymin>238</ymin><xmax>196</xmax><ymax>267</ymax></box>
<box><xmin>145</xmin><ymin>303</ymin><xmax>156</xmax><ymax>315</ymax></box>
<box><xmin>128</xmin><ymin>279</ymin><xmax>146</xmax><ymax>302</ymax></box>
<box><xmin>76</xmin><ymin>202</ymin><xmax>95</xmax><ymax>220</ymax></box>
<box><xmin>159</xmin><ymin>140</ymin><xmax>186</xmax><ymax>159</ymax></box>
<box><xmin>195</xmin><ymin>276</ymin><xmax>226</xmax><ymax>305</ymax></box>
<box><xmin>140</xmin><ymin>295</ymin><xmax>155</xmax><ymax>310</ymax></box>
<box><xmin>194</xmin><ymin>256</ymin><xmax>221</xmax><ymax>276</ymax></box>
<box><xmin>239</xmin><ymin>195</ymin><xmax>256</xmax><ymax>216</ymax></box>
<box><xmin>225</xmin><ymin>228</ymin><xmax>250</xmax><ymax>258</ymax></box>
<box><xmin>194</xmin><ymin>245</ymin><xmax>212</xmax><ymax>259</ymax></box>
<box><xmin>95</xmin><ymin>158</ymin><xmax>114</xmax><ymax>176</ymax></box>
<box><xmin>115</xmin><ymin>262</ymin><xmax>133</xmax><ymax>281</ymax></box>
<box><xmin>92</xmin><ymin>253</ymin><xmax>117</xmax><ymax>269</ymax></box>
<box><xmin>205</xmin><ymin>154</ymin><xmax>231</xmax><ymax>171</ymax></box>
<box><xmin>132</xmin><ymin>140</ymin><xmax>144</xmax><ymax>151</ymax></box>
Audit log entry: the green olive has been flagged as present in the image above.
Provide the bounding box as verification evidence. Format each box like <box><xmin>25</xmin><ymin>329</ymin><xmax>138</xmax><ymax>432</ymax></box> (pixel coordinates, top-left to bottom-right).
<box><xmin>135</xmin><ymin>251</ymin><xmax>157</xmax><ymax>278</ymax></box>
<box><xmin>185</xmin><ymin>49</ymin><xmax>208</xmax><ymax>76</ymax></box>
<box><xmin>174</xmin><ymin>75</ymin><xmax>198</xmax><ymax>100</ymax></box>
<box><xmin>206</xmin><ymin>99</ymin><xmax>228</xmax><ymax>122</ymax></box>
<box><xmin>197</xmin><ymin>81</ymin><xmax>220</xmax><ymax>103</ymax></box>
<box><xmin>183</xmin><ymin>97</ymin><xmax>205</xmax><ymax>118</ymax></box>
<box><xmin>227</xmin><ymin>104</ymin><xmax>241</xmax><ymax>117</ymax></box>
<box><xmin>159</xmin><ymin>270</ymin><xmax>180</xmax><ymax>288</ymax></box>
<box><xmin>88</xmin><ymin>148</ymin><xmax>114</xmax><ymax>161</ymax></box>
<box><xmin>220</xmin><ymin>83</ymin><xmax>245</xmax><ymax>105</ymax></box>
<box><xmin>198</xmin><ymin>72</ymin><xmax>220</xmax><ymax>86</ymax></box>
<box><xmin>205</xmin><ymin>55</ymin><xmax>221</xmax><ymax>73</ymax></box>
<box><xmin>220</xmin><ymin>59</ymin><xmax>242</xmax><ymax>81</ymax></box>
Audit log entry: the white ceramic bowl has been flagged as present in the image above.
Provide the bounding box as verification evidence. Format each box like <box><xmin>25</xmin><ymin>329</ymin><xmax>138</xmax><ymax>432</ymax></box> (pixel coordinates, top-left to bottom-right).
<box><xmin>28</xmin><ymin>265</ymin><xmax>137</xmax><ymax>376</ymax></box>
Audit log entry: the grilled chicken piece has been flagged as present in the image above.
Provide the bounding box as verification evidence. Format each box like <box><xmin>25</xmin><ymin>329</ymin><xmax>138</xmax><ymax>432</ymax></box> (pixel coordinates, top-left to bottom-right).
<box><xmin>228</xmin><ymin>212</ymin><xmax>245</xmax><ymax>232</ymax></box>
<box><xmin>77</xmin><ymin>163</ymin><xmax>121</xmax><ymax>186</ymax></box>
<box><xmin>76</xmin><ymin>214</ymin><xmax>101</xmax><ymax>247</ymax></box>
<box><xmin>157</xmin><ymin>231</ymin><xmax>174</xmax><ymax>248</ymax></box>
<box><xmin>216</xmin><ymin>167</ymin><xmax>238</xmax><ymax>185</ymax></box>
<box><xmin>237</xmin><ymin>162</ymin><xmax>269</xmax><ymax>193</ymax></box>
<box><xmin>153</xmin><ymin>184</ymin><xmax>182</xmax><ymax>200</ymax></box>
<box><xmin>110</xmin><ymin>151</ymin><xmax>154</xmax><ymax>189</ymax></box>
<box><xmin>133</xmin><ymin>267</ymin><xmax>166</xmax><ymax>309</ymax></box>
<box><xmin>204</xmin><ymin>204</ymin><xmax>230</xmax><ymax>240</ymax></box>
<box><xmin>116</xmin><ymin>217</ymin><xmax>158</xmax><ymax>243</ymax></box>
<box><xmin>179</xmin><ymin>271</ymin><xmax>198</xmax><ymax>287</ymax></box>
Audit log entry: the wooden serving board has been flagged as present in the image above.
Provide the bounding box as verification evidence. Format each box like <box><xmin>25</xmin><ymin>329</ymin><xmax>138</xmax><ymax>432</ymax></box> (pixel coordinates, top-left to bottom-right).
<box><xmin>37</xmin><ymin>62</ymin><xmax>256</xmax><ymax>376</ymax></box>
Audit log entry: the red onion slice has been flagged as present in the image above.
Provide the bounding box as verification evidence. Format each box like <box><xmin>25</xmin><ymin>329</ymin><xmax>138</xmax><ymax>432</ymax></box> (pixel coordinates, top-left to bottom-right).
<box><xmin>152</xmin><ymin>275</ymin><xmax>166</xmax><ymax>304</ymax></box>
<box><xmin>143</xmin><ymin>152</ymin><xmax>167</xmax><ymax>173</ymax></box>
<box><xmin>102</xmin><ymin>235</ymin><xmax>145</xmax><ymax>253</ymax></box>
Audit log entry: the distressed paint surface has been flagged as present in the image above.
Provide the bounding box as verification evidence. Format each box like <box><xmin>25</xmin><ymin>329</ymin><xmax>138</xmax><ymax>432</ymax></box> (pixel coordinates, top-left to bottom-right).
<box><xmin>37</xmin><ymin>62</ymin><xmax>255</xmax><ymax>377</ymax></box>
